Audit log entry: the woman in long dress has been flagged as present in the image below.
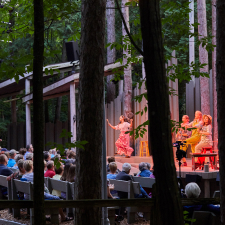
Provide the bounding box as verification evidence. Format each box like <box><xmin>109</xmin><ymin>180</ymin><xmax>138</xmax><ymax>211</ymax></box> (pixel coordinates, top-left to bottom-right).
<box><xmin>107</xmin><ymin>115</ymin><xmax>134</xmax><ymax>158</ymax></box>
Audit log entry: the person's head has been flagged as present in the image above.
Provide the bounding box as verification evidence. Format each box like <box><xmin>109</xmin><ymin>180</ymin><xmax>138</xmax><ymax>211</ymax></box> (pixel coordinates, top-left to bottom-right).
<box><xmin>139</xmin><ymin>162</ymin><xmax>147</xmax><ymax>171</ymax></box>
<box><xmin>67</xmin><ymin>150</ymin><xmax>76</xmax><ymax>159</ymax></box>
<box><xmin>195</xmin><ymin>111</ymin><xmax>202</xmax><ymax>120</ymax></box>
<box><xmin>26</xmin><ymin>144</ymin><xmax>33</xmax><ymax>153</ymax></box>
<box><xmin>109</xmin><ymin>162</ymin><xmax>117</xmax><ymax>174</ymax></box>
<box><xmin>119</xmin><ymin>115</ymin><xmax>125</xmax><ymax>124</ymax></box>
<box><xmin>44</xmin><ymin>152</ymin><xmax>51</xmax><ymax>161</ymax></box>
<box><xmin>49</xmin><ymin>150</ymin><xmax>52</xmax><ymax>155</ymax></box>
<box><xmin>182</xmin><ymin>115</ymin><xmax>189</xmax><ymax>123</ymax></box>
<box><xmin>17</xmin><ymin>159</ymin><xmax>26</xmax><ymax>174</ymax></box>
<box><xmin>52</xmin><ymin>148</ymin><xmax>57</xmax><ymax>155</ymax></box>
<box><xmin>66</xmin><ymin>165</ymin><xmax>76</xmax><ymax>182</ymax></box>
<box><xmin>23</xmin><ymin>160</ymin><xmax>33</xmax><ymax>172</ymax></box>
<box><xmin>61</xmin><ymin>163</ymin><xmax>71</xmax><ymax>181</ymax></box>
<box><xmin>15</xmin><ymin>154</ymin><xmax>24</xmax><ymax>164</ymax></box>
<box><xmin>203</xmin><ymin>115</ymin><xmax>212</xmax><ymax>126</ymax></box>
<box><xmin>55</xmin><ymin>165</ymin><xmax>64</xmax><ymax>175</ymax></box>
<box><xmin>146</xmin><ymin>162</ymin><xmax>151</xmax><ymax>170</ymax></box>
<box><xmin>108</xmin><ymin>156</ymin><xmax>115</xmax><ymax>164</ymax></box>
<box><xmin>9</xmin><ymin>149</ymin><xmax>17</xmax><ymax>159</ymax></box>
<box><xmin>122</xmin><ymin>163</ymin><xmax>131</xmax><ymax>174</ymax></box>
<box><xmin>0</xmin><ymin>154</ymin><xmax>8</xmax><ymax>165</ymax></box>
<box><xmin>185</xmin><ymin>182</ymin><xmax>201</xmax><ymax>198</ymax></box>
<box><xmin>4</xmin><ymin>151</ymin><xmax>9</xmax><ymax>159</ymax></box>
<box><xmin>47</xmin><ymin>161</ymin><xmax>54</xmax><ymax>170</ymax></box>
<box><xmin>19</xmin><ymin>148</ymin><xmax>27</xmax><ymax>156</ymax></box>
<box><xmin>26</xmin><ymin>153</ymin><xmax>33</xmax><ymax>161</ymax></box>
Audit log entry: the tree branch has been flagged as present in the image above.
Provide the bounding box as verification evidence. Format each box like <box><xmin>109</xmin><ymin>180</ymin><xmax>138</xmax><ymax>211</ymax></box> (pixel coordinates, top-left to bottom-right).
<box><xmin>115</xmin><ymin>0</ymin><xmax>143</xmax><ymax>56</ymax></box>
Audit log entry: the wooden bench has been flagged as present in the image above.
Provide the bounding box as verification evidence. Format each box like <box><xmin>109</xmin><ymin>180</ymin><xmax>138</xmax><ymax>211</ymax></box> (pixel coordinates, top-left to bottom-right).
<box><xmin>109</xmin><ymin>179</ymin><xmax>151</xmax><ymax>224</ymax></box>
<box><xmin>132</xmin><ymin>177</ymin><xmax>155</xmax><ymax>188</ymax></box>
<box><xmin>190</xmin><ymin>153</ymin><xmax>218</xmax><ymax>171</ymax></box>
<box><xmin>11</xmin><ymin>179</ymin><xmax>59</xmax><ymax>225</ymax></box>
<box><xmin>44</xmin><ymin>177</ymin><xmax>73</xmax><ymax>217</ymax></box>
<box><xmin>0</xmin><ymin>175</ymin><xmax>12</xmax><ymax>213</ymax></box>
<box><xmin>213</xmin><ymin>190</ymin><xmax>220</xmax><ymax>198</ymax></box>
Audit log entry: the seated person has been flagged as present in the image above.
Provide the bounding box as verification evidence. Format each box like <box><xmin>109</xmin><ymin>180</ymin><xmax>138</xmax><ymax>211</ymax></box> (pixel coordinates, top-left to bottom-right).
<box><xmin>63</xmin><ymin>150</ymin><xmax>76</xmax><ymax>165</ymax></box>
<box><xmin>44</xmin><ymin>161</ymin><xmax>56</xmax><ymax>178</ymax></box>
<box><xmin>116</xmin><ymin>163</ymin><xmax>150</xmax><ymax>199</ymax></box>
<box><xmin>26</xmin><ymin>153</ymin><xmax>33</xmax><ymax>161</ymax></box>
<box><xmin>12</xmin><ymin>154</ymin><xmax>24</xmax><ymax>169</ymax></box>
<box><xmin>44</xmin><ymin>151</ymin><xmax>51</xmax><ymax>162</ymax></box>
<box><xmin>0</xmin><ymin>154</ymin><xmax>13</xmax><ymax>197</ymax></box>
<box><xmin>107</xmin><ymin>162</ymin><xmax>118</xmax><ymax>197</ymax></box>
<box><xmin>183</xmin><ymin>182</ymin><xmax>220</xmax><ymax>219</ymax></box>
<box><xmin>19</xmin><ymin>148</ymin><xmax>27</xmax><ymax>157</ymax></box>
<box><xmin>7</xmin><ymin>149</ymin><xmax>18</xmax><ymax>168</ymax></box>
<box><xmin>137</xmin><ymin>162</ymin><xmax>152</xmax><ymax>177</ymax></box>
<box><xmin>52</xmin><ymin>165</ymin><xmax>64</xmax><ymax>197</ymax></box>
<box><xmin>107</xmin><ymin>157</ymin><xmax>115</xmax><ymax>173</ymax></box>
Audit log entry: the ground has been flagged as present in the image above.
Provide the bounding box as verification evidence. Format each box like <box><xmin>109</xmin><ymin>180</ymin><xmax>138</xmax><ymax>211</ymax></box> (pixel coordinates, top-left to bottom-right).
<box><xmin>0</xmin><ymin>209</ymin><xmax>150</xmax><ymax>224</ymax></box>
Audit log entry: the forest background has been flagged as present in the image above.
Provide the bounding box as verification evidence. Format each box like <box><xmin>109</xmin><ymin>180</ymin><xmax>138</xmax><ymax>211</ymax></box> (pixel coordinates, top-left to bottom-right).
<box><xmin>0</xmin><ymin>0</ymin><xmax>214</xmax><ymax>147</ymax></box>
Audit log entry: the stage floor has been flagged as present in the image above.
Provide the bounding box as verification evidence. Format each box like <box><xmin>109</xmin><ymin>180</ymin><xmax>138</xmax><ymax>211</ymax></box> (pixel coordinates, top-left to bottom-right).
<box><xmin>109</xmin><ymin>156</ymin><xmax>219</xmax><ymax>179</ymax></box>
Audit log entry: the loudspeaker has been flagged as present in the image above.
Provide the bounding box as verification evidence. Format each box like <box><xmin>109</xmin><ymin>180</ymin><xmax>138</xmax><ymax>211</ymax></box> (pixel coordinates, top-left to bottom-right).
<box><xmin>65</xmin><ymin>41</ymin><xmax>80</xmax><ymax>62</ymax></box>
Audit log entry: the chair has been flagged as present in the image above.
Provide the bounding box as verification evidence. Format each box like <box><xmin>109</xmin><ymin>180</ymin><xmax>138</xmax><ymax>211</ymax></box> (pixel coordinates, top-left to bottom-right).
<box><xmin>139</xmin><ymin>141</ymin><xmax>150</xmax><ymax>157</ymax></box>
<box><xmin>191</xmin><ymin>211</ymin><xmax>216</xmax><ymax>225</ymax></box>
<box><xmin>212</xmin><ymin>190</ymin><xmax>220</xmax><ymax>198</ymax></box>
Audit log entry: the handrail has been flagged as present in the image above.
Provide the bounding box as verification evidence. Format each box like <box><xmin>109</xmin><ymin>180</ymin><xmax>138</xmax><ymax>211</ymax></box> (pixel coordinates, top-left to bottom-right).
<box><xmin>0</xmin><ymin>198</ymin><xmax>220</xmax><ymax>208</ymax></box>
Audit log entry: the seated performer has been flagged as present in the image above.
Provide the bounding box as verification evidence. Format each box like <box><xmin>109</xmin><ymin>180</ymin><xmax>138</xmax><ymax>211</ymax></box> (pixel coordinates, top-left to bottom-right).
<box><xmin>195</xmin><ymin>115</ymin><xmax>213</xmax><ymax>165</ymax></box>
<box><xmin>182</xmin><ymin>111</ymin><xmax>203</xmax><ymax>166</ymax></box>
<box><xmin>107</xmin><ymin>115</ymin><xmax>134</xmax><ymax>158</ymax></box>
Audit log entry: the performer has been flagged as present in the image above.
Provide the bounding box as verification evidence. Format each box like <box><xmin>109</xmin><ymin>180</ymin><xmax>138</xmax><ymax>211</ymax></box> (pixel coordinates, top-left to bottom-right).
<box><xmin>195</xmin><ymin>115</ymin><xmax>213</xmax><ymax>164</ymax></box>
<box><xmin>181</xmin><ymin>111</ymin><xmax>203</xmax><ymax>166</ymax></box>
<box><xmin>107</xmin><ymin>115</ymin><xmax>134</xmax><ymax>158</ymax></box>
<box><xmin>176</xmin><ymin>115</ymin><xmax>191</xmax><ymax>141</ymax></box>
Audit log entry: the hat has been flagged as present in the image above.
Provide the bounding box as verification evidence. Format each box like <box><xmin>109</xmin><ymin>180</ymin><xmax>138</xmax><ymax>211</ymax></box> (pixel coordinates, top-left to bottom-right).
<box><xmin>203</xmin><ymin>115</ymin><xmax>212</xmax><ymax>123</ymax></box>
<box><xmin>1</xmin><ymin>148</ymin><xmax>8</xmax><ymax>152</ymax></box>
<box><xmin>9</xmin><ymin>149</ymin><xmax>19</xmax><ymax>155</ymax></box>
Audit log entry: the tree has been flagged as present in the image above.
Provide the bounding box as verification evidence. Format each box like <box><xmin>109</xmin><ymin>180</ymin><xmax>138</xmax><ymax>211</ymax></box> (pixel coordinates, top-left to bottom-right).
<box><xmin>33</xmin><ymin>0</ymin><xmax>45</xmax><ymax>224</ymax></box>
<box><xmin>212</xmin><ymin>0</ymin><xmax>217</xmax><ymax>150</ymax></box>
<box><xmin>197</xmin><ymin>0</ymin><xmax>210</xmax><ymax>115</ymax></box>
<box><xmin>217</xmin><ymin>1</ymin><xmax>225</xmax><ymax>224</ymax></box>
<box><xmin>75</xmin><ymin>0</ymin><xmax>106</xmax><ymax>224</ymax></box>
<box><xmin>139</xmin><ymin>0</ymin><xmax>183</xmax><ymax>224</ymax></box>
<box><xmin>106</xmin><ymin>0</ymin><xmax>116</xmax><ymax>103</ymax></box>
<box><xmin>122</xmin><ymin>0</ymin><xmax>132</xmax><ymax>117</ymax></box>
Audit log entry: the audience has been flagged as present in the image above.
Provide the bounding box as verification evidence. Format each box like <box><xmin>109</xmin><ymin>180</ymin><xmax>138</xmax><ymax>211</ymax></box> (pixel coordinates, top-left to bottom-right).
<box><xmin>107</xmin><ymin>162</ymin><xmax>118</xmax><ymax>180</ymax></box>
<box><xmin>7</xmin><ymin>150</ymin><xmax>18</xmax><ymax>168</ymax></box>
<box><xmin>44</xmin><ymin>161</ymin><xmax>56</xmax><ymax>178</ymax></box>
<box><xmin>137</xmin><ymin>162</ymin><xmax>152</xmax><ymax>177</ymax></box>
<box><xmin>44</xmin><ymin>152</ymin><xmax>51</xmax><ymax>162</ymax></box>
<box><xmin>60</xmin><ymin>164</ymin><xmax>71</xmax><ymax>181</ymax></box>
<box><xmin>19</xmin><ymin>148</ymin><xmax>27</xmax><ymax>157</ymax></box>
<box><xmin>66</xmin><ymin>165</ymin><xmax>76</xmax><ymax>182</ymax></box>
<box><xmin>26</xmin><ymin>153</ymin><xmax>33</xmax><ymax>161</ymax></box>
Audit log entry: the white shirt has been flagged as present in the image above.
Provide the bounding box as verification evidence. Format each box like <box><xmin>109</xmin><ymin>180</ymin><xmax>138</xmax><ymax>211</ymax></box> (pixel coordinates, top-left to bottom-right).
<box><xmin>115</xmin><ymin>122</ymin><xmax>130</xmax><ymax>132</ymax></box>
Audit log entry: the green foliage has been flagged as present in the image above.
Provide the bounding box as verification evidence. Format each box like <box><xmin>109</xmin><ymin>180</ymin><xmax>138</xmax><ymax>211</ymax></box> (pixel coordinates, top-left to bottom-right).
<box><xmin>183</xmin><ymin>211</ymin><xmax>196</xmax><ymax>225</ymax></box>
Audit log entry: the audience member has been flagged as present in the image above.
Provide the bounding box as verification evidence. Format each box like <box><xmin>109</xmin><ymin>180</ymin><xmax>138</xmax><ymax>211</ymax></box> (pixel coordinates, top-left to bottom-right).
<box><xmin>107</xmin><ymin>162</ymin><xmax>118</xmax><ymax>180</ymax></box>
<box><xmin>12</xmin><ymin>154</ymin><xmax>24</xmax><ymax>169</ymax></box>
<box><xmin>107</xmin><ymin>157</ymin><xmax>116</xmax><ymax>173</ymax></box>
<box><xmin>60</xmin><ymin>164</ymin><xmax>71</xmax><ymax>181</ymax></box>
<box><xmin>7</xmin><ymin>150</ymin><xmax>18</xmax><ymax>168</ymax></box>
<box><xmin>63</xmin><ymin>150</ymin><xmax>75</xmax><ymax>164</ymax></box>
<box><xmin>66</xmin><ymin>165</ymin><xmax>76</xmax><ymax>182</ymax></box>
<box><xmin>44</xmin><ymin>152</ymin><xmax>51</xmax><ymax>162</ymax></box>
<box><xmin>7</xmin><ymin>159</ymin><xmax>26</xmax><ymax>181</ymax></box>
<box><xmin>4</xmin><ymin>151</ymin><xmax>9</xmax><ymax>159</ymax></box>
<box><xmin>44</xmin><ymin>160</ymin><xmax>47</xmax><ymax>172</ymax></box>
<box><xmin>44</xmin><ymin>161</ymin><xmax>56</xmax><ymax>178</ymax></box>
<box><xmin>24</xmin><ymin>144</ymin><xmax>33</xmax><ymax>160</ymax></box>
<box><xmin>138</xmin><ymin>162</ymin><xmax>152</xmax><ymax>177</ymax></box>
<box><xmin>52</xmin><ymin>165</ymin><xmax>64</xmax><ymax>197</ymax></box>
<box><xmin>26</xmin><ymin>153</ymin><xmax>33</xmax><ymax>161</ymax></box>
<box><xmin>19</xmin><ymin>148</ymin><xmax>27</xmax><ymax>156</ymax></box>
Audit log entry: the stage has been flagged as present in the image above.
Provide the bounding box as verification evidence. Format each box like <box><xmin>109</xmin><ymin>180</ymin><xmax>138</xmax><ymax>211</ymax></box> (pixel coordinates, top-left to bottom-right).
<box><xmin>109</xmin><ymin>156</ymin><xmax>219</xmax><ymax>198</ymax></box>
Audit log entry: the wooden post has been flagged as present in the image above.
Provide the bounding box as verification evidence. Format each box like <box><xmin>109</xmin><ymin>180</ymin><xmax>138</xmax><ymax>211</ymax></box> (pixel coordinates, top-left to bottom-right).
<box><xmin>70</xmin><ymin>82</ymin><xmax>76</xmax><ymax>144</ymax></box>
<box><xmin>25</xmin><ymin>79</ymin><xmax>31</xmax><ymax>146</ymax></box>
<box><xmin>189</xmin><ymin>0</ymin><xmax>195</xmax><ymax>82</ymax></box>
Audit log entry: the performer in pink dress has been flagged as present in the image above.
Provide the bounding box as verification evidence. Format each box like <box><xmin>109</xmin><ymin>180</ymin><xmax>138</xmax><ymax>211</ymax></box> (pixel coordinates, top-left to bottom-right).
<box><xmin>107</xmin><ymin>115</ymin><xmax>134</xmax><ymax>158</ymax></box>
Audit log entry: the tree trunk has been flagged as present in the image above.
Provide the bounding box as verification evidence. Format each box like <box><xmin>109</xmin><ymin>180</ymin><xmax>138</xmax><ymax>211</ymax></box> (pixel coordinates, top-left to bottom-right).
<box><xmin>217</xmin><ymin>2</ymin><xmax>225</xmax><ymax>224</ymax></box>
<box><xmin>106</xmin><ymin>0</ymin><xmax>116</xmax><ymax>103</ymax></box>
<box><xmin>197</xmin><ymin>0</ymin><xmax>210</xmax><ymax>115</ymax></box>
<box><xmin>75</xmin><ymin>0</ymin><xmax>105</xmax><ymax>224</ymax></box>
<box><xmin>212</xmin><ymin>0</ymin><xmax>217</xmax><ymax>149</ymax></box>
<box><xmin>122</xmin><ymin>0</ymin><xmax>132</xmax><ymax>117</ymax></box>
<box><xmin>54</xmin><ymin>40</ymin><xmax>67</xmax><ymax>123</ymax></box>
<box><xmin>139</xmin><ymin>1</ymin><xmax>183</xmax><ymax>224</ymax></box>
<box><xmin>33</xmin><ymin>0</ymin><xmax>45</xmax><ymax>223</ymax></box>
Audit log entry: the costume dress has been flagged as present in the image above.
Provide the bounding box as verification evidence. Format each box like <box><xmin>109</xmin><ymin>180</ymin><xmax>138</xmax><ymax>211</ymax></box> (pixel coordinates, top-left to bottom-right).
<box><xmin>184</xmin><ymin>119</ymin><xmax>203</xmax><ymax>153</ymax></box>
<box><xmin>176</xmin><ymin>123</ymin><xmax>191</xmax><ymax>151</ymax></box>
<box><xmin>115</xmin><ymin>122</ymin><xmax>134</xmax><ymax>156</ymax></box>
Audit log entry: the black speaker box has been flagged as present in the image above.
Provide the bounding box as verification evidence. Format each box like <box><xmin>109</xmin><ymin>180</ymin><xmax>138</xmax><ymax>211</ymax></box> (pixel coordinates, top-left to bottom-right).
<box><xmin>65</xmin><ymin>41</ymin><xmax>80</xmax><ymax>62</ymax></box>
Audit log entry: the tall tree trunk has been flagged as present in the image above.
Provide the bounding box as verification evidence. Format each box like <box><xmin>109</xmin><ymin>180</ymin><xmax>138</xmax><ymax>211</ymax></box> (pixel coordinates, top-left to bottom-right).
<box><xmin>106</xmin><ymin>0</ymin><xmax>116</xmax><ymax>103</ymax></box>
<box><xmin>33</xmin><ymin>0</ymin><xmax>45</xmax><ymax>223</ymax></box>
<box><xmin>139</xmin><ymin>1</ymin><xmax>183</xmax><ymax>224</ymax></box>
<box><xmin>75</xmin><ymin>0</ymin><xmax>105</xmax><ymax>224</ymax></box>
<box><xmin>122</xmin><ymin>0</ymin><xmax>132</xmax><ymax>117</ymax></box>
<box><xmin>212</xmin><ymin>0</ymin><xmax>217</xmax><ymax>149</ymax></box>
<box><xmin>197</xmin><ymin>0</ymin><xmax>210</xmax><ymax>115</ymax></box>
<box><xmin>55</xmin><ymin>40</ymin><xmax>67</xmax><ymax>123</ymax></box>
<box><xmin>217</xmin><ymin>1</ymin><xmax>225</xmax><ymax>224</ymax></box>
